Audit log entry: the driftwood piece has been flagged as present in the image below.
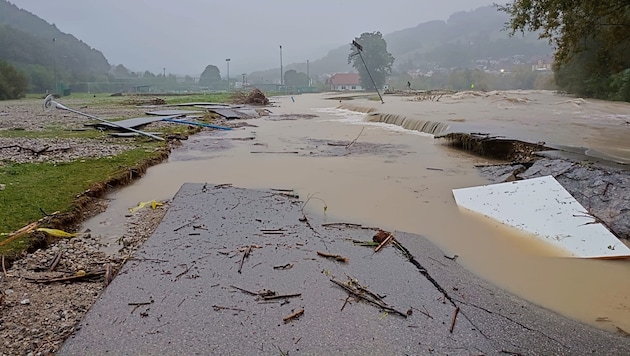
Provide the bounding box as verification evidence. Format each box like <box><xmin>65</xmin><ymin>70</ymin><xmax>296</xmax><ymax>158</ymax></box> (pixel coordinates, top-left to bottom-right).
<box><xmin>30</xmin><ymin>270</ymin><xmax>106</xmax><ymax>284</ymax></box>
<box><xmin>283</xmin><ymin>308</ymin><xmax>304</xmax><ymax>323</ymax></box>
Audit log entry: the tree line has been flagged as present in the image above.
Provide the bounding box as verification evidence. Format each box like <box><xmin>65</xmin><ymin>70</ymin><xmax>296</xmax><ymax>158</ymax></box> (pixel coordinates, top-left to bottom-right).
<box><xmin>499</xmin><ymin>1</ymin><xmax>630</xmax><ymax>101</ymax></box>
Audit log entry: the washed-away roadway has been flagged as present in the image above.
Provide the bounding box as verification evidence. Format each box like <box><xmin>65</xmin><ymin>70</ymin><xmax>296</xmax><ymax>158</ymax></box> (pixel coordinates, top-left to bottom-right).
<box><xmin>60</xmin><ymin>184</ymin><xmax>630</xmax><ymax>355</ymax></box>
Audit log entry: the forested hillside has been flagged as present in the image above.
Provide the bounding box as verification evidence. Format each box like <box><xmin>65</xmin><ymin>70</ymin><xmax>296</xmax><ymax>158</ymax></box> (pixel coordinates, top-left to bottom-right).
<box><xmin>0</xmin><ymin>1</ymin><xmax>110</xmax><ymax>93</ymax></box>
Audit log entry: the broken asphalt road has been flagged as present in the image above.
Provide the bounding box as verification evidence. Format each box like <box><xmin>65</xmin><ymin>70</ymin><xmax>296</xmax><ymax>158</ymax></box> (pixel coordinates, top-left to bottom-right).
<box><xmin>59</xmin><ymin>184</ymin><xmax>630</xmax><ymax>355</ymax></box>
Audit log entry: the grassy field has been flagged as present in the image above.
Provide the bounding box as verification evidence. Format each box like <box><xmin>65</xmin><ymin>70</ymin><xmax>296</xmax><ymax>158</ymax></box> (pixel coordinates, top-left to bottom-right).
<box><xmin>0</xmin><ymin>92</ymin><xmax>235</xmax><ymax>255</ymax></box>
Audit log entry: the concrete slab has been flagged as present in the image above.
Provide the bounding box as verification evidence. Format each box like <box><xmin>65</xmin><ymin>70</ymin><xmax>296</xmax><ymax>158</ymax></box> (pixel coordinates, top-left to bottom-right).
<box><xmin>59</xmin><ymin>184</ymin><xmax>630</xmax><ymax>355</ymax></box>
<box><xmin>452</xmin><ymin>176</ymin><xmax>630</xmax><ymax>258</ymax></box>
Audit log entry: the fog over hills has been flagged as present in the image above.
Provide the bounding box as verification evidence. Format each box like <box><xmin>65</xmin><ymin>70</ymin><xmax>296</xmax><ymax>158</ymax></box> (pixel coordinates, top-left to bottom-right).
<box><xmin>7</xmin><ymin>0</ymin><xmax>494</xmax><ymax>76</ymax></box>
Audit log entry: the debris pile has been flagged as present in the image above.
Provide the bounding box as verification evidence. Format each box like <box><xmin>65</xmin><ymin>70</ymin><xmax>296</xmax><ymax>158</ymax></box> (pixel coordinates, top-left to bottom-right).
<box><xmin>231</xmin><ymin>88</ymin><xmax>270</xmax><ymax>105</ymax></box>
<box><xmin>122</xmin><ymin>96</ymin><xmax>167</xmax><ymax>106</ymax></box>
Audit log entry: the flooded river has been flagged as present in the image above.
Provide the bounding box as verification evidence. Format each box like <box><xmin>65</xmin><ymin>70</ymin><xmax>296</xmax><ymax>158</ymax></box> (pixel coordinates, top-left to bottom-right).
<box><xmin>83</xmin><ymin>90</ymin><xmax>630</xmax><ymax>334</ymax></box>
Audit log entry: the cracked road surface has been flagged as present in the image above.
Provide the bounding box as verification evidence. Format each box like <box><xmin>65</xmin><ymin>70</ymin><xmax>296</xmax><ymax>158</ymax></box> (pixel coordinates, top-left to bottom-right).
<box><xmin>60</xmin><ymin>184</ymin><xmax>630</xmax><ymax>355</ymax></box>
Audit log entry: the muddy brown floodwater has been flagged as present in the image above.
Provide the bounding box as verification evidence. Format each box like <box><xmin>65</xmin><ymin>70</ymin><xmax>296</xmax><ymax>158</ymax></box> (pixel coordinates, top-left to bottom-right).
<box><xmin>83</xmin><ymin>91</ymin><xmax>630</xmax><ymax>334</ymax></box>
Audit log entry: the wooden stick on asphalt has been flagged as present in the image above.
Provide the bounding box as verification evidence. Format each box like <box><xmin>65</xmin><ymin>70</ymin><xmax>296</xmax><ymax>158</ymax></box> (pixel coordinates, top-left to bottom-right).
<box><xmin>283</xmin><ymin>308</ymin><xmax>304</xmax><ymax>323</ymax></box>
<box><xmin>450</xmin><ymin>306</ymin><xmax>460</xmax><ymax>333</ymax></box>
<box><xmin>238</xmin><ymin>245</ymin><xmax>252</xmax><ymax>274</ymax></box>
<box><xmin>316</xmin><ymin>251</ymin><xmax>349</xmax><ymax>263</ymax></box>
<box><xmin>374</xmin><ymin>233</ymin><xmax>394</xmax><ymax>252</ymax></box>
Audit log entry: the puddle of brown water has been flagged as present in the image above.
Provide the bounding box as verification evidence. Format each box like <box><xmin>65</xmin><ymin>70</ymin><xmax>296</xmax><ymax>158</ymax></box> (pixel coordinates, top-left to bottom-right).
<box><xmin>83</xmin><ymin>92</ymin><xmax>630</xmax><ymax>334</ymax></box>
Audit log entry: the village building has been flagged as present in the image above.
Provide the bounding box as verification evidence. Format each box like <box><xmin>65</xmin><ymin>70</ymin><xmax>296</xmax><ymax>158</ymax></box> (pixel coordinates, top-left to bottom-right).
<box><xmin>329</xmin><ymin>73</ymin><xmax>362</xmax><ymax>91</ymax></box>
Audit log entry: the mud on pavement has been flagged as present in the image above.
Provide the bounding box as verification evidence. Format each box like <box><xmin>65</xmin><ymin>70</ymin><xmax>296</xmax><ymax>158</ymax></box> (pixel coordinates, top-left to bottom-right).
<box><xmin>59</xmin><ymin>184</ymin><xmax>630</xmax><ymax>355</ymax></box>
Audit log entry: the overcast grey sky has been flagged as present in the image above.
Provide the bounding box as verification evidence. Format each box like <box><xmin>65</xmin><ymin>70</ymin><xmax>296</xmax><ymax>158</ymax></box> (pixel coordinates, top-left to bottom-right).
<box><xmin>10</xmin><ymin>0</ymin><xmax>494</xmax><ymax>76</ymax></box>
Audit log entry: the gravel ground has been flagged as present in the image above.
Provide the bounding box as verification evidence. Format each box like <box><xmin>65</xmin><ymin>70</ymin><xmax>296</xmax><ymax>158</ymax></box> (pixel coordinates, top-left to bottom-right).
<box><xmin>0</xmin><ymin>98</ymin><xmax>172</xmax><ymax>355</ymax></box>
<box><xmin>0</xmin><ymin>204</ymin><xmax>168</xmax><ymax>355</ymax></box>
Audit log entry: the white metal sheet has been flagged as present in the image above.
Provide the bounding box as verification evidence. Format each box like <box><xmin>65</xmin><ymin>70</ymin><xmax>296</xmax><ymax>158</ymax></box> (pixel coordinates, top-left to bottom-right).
<box><xmin>452</xmin><ymin>175</ymin><xmax>630</xmax><ymax>258</ymax></box>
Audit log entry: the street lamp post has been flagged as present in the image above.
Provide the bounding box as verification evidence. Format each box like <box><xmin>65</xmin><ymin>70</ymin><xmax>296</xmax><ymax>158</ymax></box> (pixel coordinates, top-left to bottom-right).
<box><xmin>279</xmin><ymin>45</ymin><xmax>283</xmax><ymax>86</ymax></box>
<box><xmin>225</xmin><ymin>58</ymin><xmax>231</xmax><ymax>89</ymax></box>
<box><xmin>52</xmin><ymin>38</ymin><xmax>57</xmax><ymax>94</ymax></box>
<box><xmin>306</xmin><ymin>59</ymin><xmax>310</xmax><ymax>87</ymax></box>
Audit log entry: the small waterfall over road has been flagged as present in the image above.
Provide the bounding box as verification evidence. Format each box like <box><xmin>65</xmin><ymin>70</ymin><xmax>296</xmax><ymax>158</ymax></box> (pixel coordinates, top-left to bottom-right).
<box><xmin>366</xmin><ymin>112</ymin><xmax>450</xmax><ymax>135</ymax></box>
<box><xmin>338</xmin><ymin>103</ymin><xmax>450</xmax><ymax>135</ymax></box>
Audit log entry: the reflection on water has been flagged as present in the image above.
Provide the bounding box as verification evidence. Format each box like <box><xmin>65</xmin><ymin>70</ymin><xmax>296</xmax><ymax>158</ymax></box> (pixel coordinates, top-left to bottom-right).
<box><xmin>83</xmin><ymin>92</ymin><xmax>630</xmax><ymax>333</ymax></box>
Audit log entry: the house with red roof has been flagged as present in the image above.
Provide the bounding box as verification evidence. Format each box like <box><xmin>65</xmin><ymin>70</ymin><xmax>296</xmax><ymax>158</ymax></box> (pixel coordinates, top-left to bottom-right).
<box><xmin>329</xmin><ymin>73</ymin><xmax>362</xmax><ymax>91</ymax></box>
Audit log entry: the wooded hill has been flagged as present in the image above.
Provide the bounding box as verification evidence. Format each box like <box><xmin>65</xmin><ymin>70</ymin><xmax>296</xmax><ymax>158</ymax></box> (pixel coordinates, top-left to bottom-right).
<box><xmin>250</xmin><ymin>6</ymin><xmax>553</xmax><ymax>82</ymax></box>
<box><xmin>0</xmin><ymin>0</ymin><xmax>111</xmax><ymax>93</ymax></box>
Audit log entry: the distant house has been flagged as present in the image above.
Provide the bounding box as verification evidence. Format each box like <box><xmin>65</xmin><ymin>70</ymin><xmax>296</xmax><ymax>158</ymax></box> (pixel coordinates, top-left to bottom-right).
<box><xmin>532</xmin><ymin>58</ymin><xmax>553</xmax><ymax>71</ymax></box>
<box><xmin>329</xmin><ymin>73</ymin><xmax>362</xmax><ymax>91</ymax></box>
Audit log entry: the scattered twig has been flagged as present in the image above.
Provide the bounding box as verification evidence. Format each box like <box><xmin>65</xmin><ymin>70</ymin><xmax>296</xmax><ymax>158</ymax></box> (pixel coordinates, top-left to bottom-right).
<box><xmin>317</xmin><ymin>251</ymin><xmax>349</xmax><ymax>263</ymax></box>
<box><xmin>348</xmin><ymin>239</ymin><xmax>380</xmax><ymax>247</ymax></box>
<box><xmin>283</xmin><ymin>308</ymin><xmax>304</xmax><ymax>323</ymax></box>
<box><xmin>0</xmin><ymin>222</ymin><xmax>39</xmax><ymax>247</ymax></box>
<box><xmin>444</xmin><ymin>254</ymin><xmax>459</xmax><ymax>261</ymax></box>
<box><xmin>346</xmin><ymin>127</ymin><xmax>365</xmax><ymax>149</ymax></box>
<box><xmin>427</xmin><ymin>256</ymin><xmax>447</xmax><ymax>267</ymax></box>
<box><xmin>1</xmin><ymin>255</ymin><xmax>8</xmax><ymax>278</ymax></box>
<box><xmin>212</xmin><ymin>305</ymin><xmax>246</xmax><ymax>312</ymax></box>
<box><xmin>230</xmin><ymin>285</ymin><xmax>259</xmax><ymax>296</ymax></box>
<box><xmin>322</xmin><ymin>222</ymin><xmax>363</xmax><ymax>228</ymax></box>
<box><xmin>174</xmin><ymin>261</ymin><xmax>195</xmax><ymax>281</ymax></box>
<box><xmin>48</xmin><ymin>251</ymin><xmax>62</xmax><ymax>271</ymax></box>
<box><xmin>104</xmin><ymin>263</ymin><xmax>114</xmax><ymax>286</ymax></box>
<box><xmin>426</xmin><ymin>167</ymin><xmax>444</xmax><ymax>171</ymax></box>
<box><xmin>273</xmin><ymin>263</ymin><xmax>294</xmax><ymax>270</ymax></box>
<box><xmin>330</xmin><ymin>278</ymin><xmax>407</xmax><ymax>318</ymax></box>
<box><xmin>340</xmin><ymin>296</ymin><xmax>352</xmax><ymax>311</ymax></box>
<box><xmin>262</xmin><ymin>293</ymin><xmax>302</xmax><ymax>301</ymax></box>
<box><xmin>30</xmin><ymin>270</ymin><xmax>105</xmax><ymax>284</ymax></box>
<box><xmin>128</xmin><ymin>300</ymin><xmax>154</xmax><ymax>306</ymax></box>
<box><xmin>0</xmin><ymin>144</ymin><xmax>70</xmax><ymax>155</ymax></box>
<box><xmin>238</xmin><ymin>246</ymin><xmax>252</xmax><ymax>274</ymax></box>
<box><xmin>418</xmin><ymin>305</ymin><xmax>434</xmax><ymax>319</ymax></box>
<box><xmin>250</xmin><ymin>151</ymin><xmax>299</xmax><ymax>154</ymax></box>
<box><xmin>450</xmin><ymin>306</ymin><xmax>460</xmax><ymax>333</ymax></box>
<box><xmin>374</xmin><ymin>233</ymin><xmax>394</xmax><ymax>252</ymax></box>
<box><xmin>173</xmin><ymin>217</ymin><xmax>199</xmax><ymax>232</ymax></box>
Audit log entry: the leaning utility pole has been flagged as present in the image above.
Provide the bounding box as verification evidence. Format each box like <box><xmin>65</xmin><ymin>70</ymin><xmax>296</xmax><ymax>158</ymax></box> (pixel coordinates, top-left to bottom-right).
<box><xmin>351</xmin><ymin>40</ymin><xmax>384</xmax><ymax>104</ymax></box>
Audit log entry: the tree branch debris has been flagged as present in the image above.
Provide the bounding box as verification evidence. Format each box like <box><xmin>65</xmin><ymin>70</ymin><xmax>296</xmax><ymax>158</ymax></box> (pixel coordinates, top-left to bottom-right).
<box><xmin>316</xmin><ymin>251</ymin><xmax>349</xmax><ymax>263</ymax></box>
<box><xmin>330</xmin><ymin>277</ymin><xmax>407</xmax><ymax>318</ymax></box>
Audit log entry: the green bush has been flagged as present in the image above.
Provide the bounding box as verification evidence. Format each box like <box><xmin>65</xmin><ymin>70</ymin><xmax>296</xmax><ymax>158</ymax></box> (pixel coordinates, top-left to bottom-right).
<box><xmin>0</xmin><ymin>58</ymin><xmax>28</xmax><ymax>99</ymax></box>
